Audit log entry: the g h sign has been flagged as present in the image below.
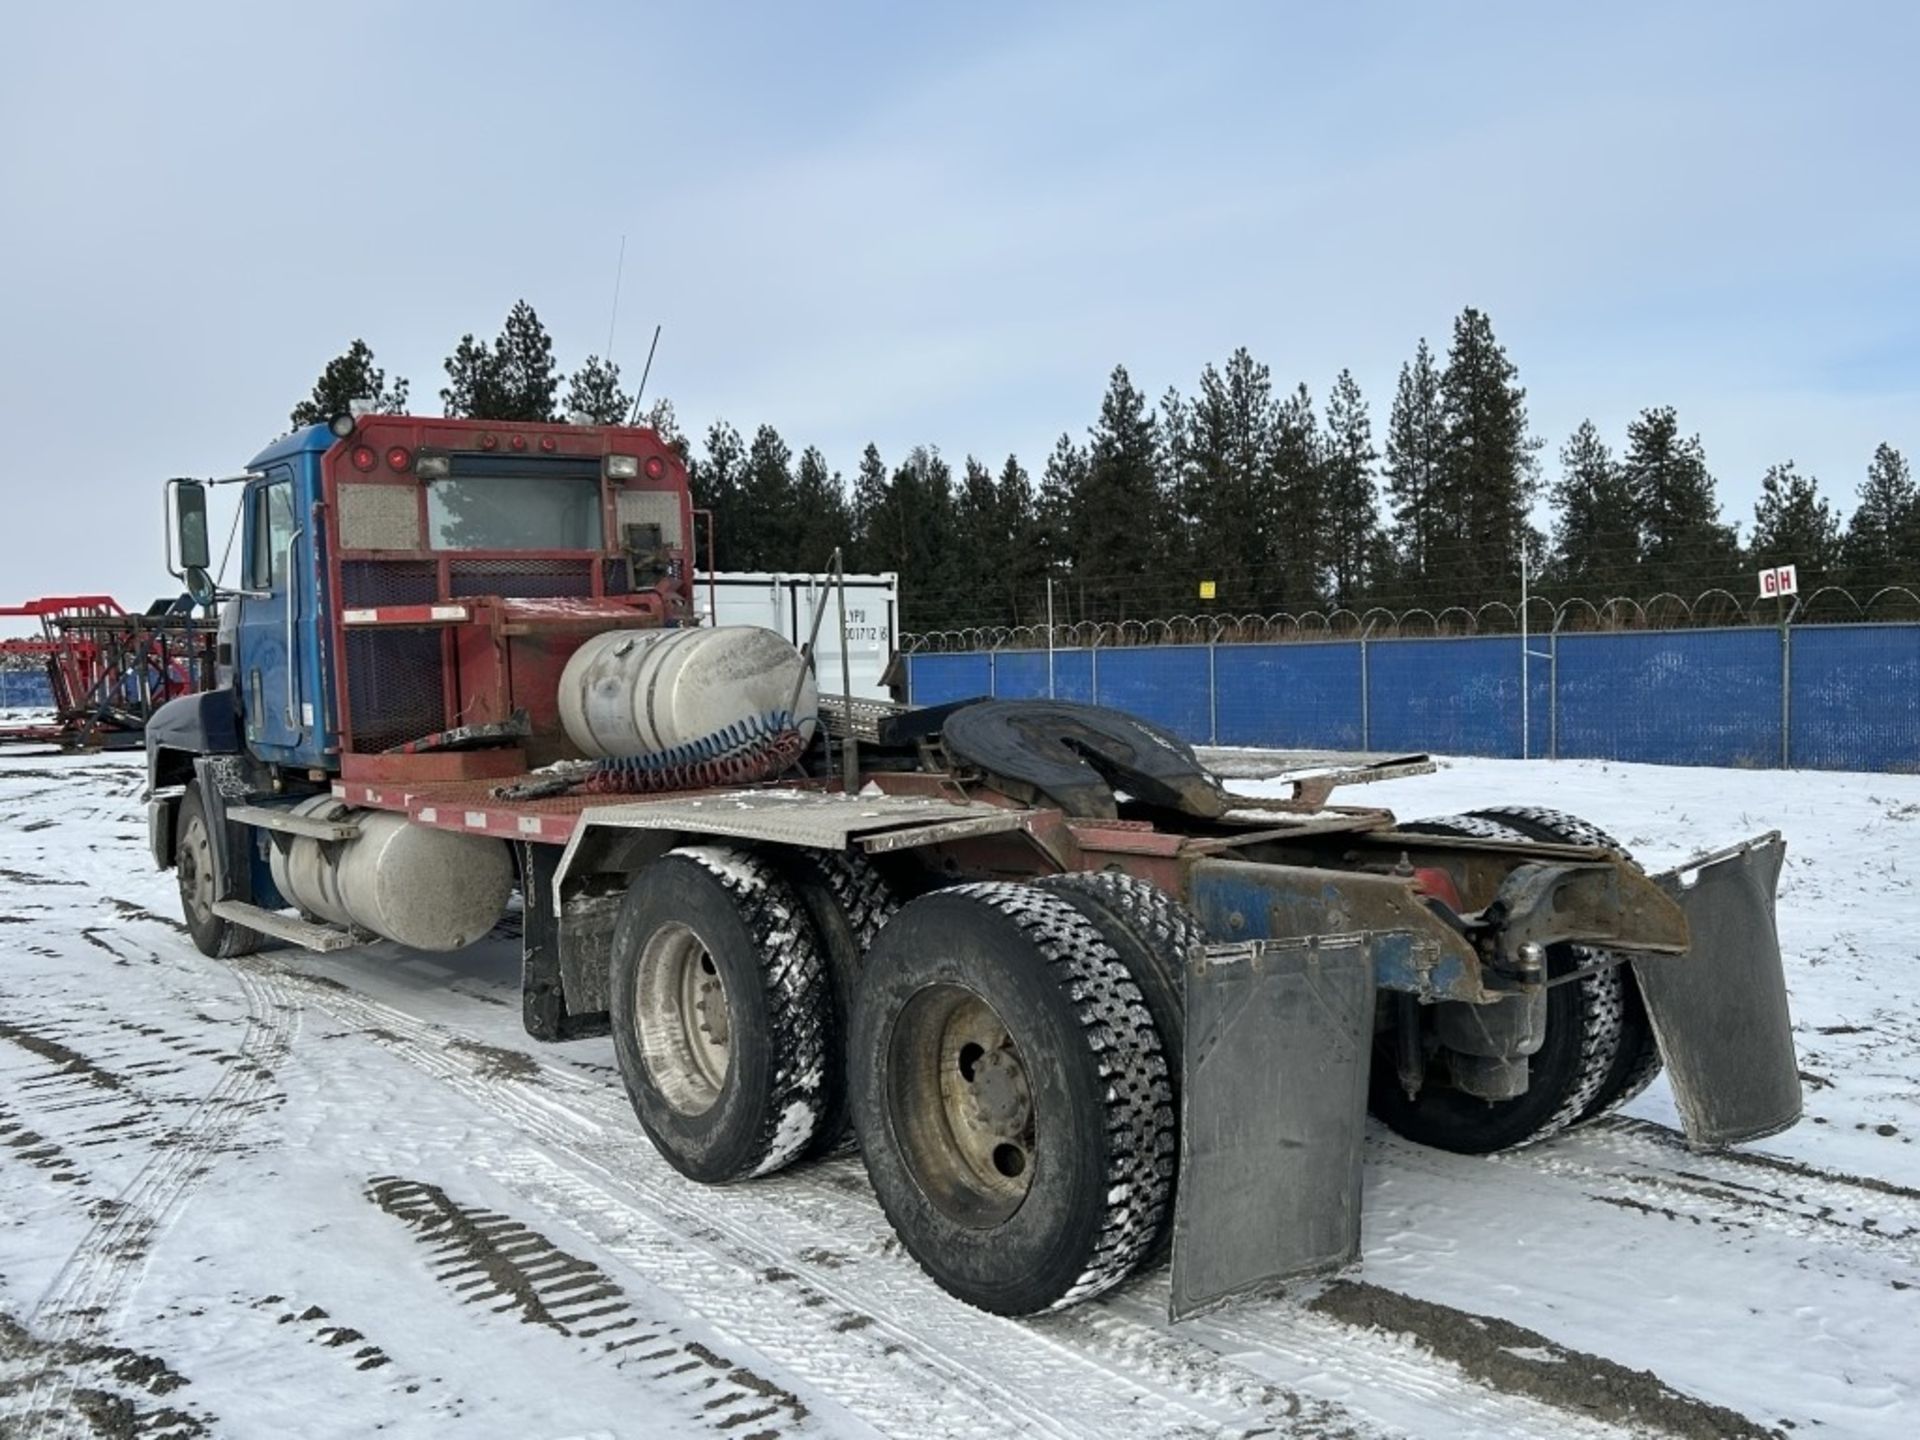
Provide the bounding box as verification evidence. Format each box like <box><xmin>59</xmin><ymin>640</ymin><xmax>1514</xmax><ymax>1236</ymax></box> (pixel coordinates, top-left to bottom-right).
<box><xmin>1758</xmin><ymin>564</ymin><xmax>1799</xmax><ymax>599</ymax></box>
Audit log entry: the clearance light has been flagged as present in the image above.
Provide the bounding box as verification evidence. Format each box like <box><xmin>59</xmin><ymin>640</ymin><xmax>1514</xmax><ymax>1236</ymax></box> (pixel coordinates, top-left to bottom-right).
<box><xmin>605</xmin><ymin>455</ymin><xmax>639</xmax><ymax>480</ymax></box>
<box><xmin>414</xmin><ymin>453</ymin><xmax>450</xmax><ymax>480</ymax></box>
<box><xmin>350</xmin><ymin>445</ymin><xmax>378</xmax><ymax>472</ymax></box>
<box><xmin>480</xmin><ymin>433</ymin><xmax>498</xmax><ymax>451</ymax></box>
<box><xmin>386</xmin><ymin>446</ymin><xmax>412</xmax><ymax>473</ymax></box>
<box><xmin>644</xmin><ymin>455</ymin><xmax>667</xmax><ymax>481</ymax></box>
<box><xmin>510</xmin><ymin>434</ymin><xmax>527</xmax><ymax>452</ymax></box>
<box><xmin>539</xmin><ymin>435</ymin><xmax>557</xmax><ymax>453</ymax></box>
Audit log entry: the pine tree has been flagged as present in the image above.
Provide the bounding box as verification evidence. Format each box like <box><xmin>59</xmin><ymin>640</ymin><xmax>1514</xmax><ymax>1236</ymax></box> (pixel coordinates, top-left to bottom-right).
<box><xmin>1436</xmin><ymin>308</ymin><xmax>1539</xmax><ymax>606</ymax></box>
<box><xmin>789</xmin><ymin>445</ymin><xmax>853</xmax><ymax>571</ymax></box>
<box><xmin>953</xmin><ymin>457</ymin><xmax>1006</xmax><ymax>626</ymax></box>
<box><xmin>1843</xmin><ymin>443</ymin><xmax>1917</xmax><ymax>585</ymax></box>
<box><xmin>1267</xmin><ymin>382</ymin><xmax>1325</xmax><ymax>609</ymax></box>
<box><xmin>1171</xmin><ymin>349</ymin><xmax>1275</xmax><ymax>612</ymax></box>
<box><xmin>1551</xmin><ymin>420</ymin><xmax>1636</xmax><ymax>593</ymax></box>
<box><xmin>638</xmin><ymin>398</ymin><xmax>690</xmax><ymax>460</ymax></box>
<box><xmin>850</xmin><ymin>443</ymin><xmax>890</xmax><ymax>572</ymax></box>
<box><xmin>1384</xmin><ymin>338</ymin><xmax>1447</xmax><ymax>594</ymax></box>
<box><xmin>490</xmin><ymin>300</ymin><xmax>559</xmax><ymax>422</ymax></box>
<box><xmin>737</xmin><ymin>425</ymin><xmax>798</xmax><ymax>571</ymax></box>
<box><xmin>1320</xmin><ymin>369</ymin><xmax>1379</xmax><ymax>608</ymax></box>
<box><xmin>290</xmin><ymin>339</ymin><xmax>409</xmax><ymax>428</ymax></box>
<box><xmin>1751</xmin><ymin>461</ymin><xmax>1840</xmax><ymax>577</ymax></box>
<box><xmin>996</xmin><ymin>454</ymin><xmax>1042</xmax><ymax>624</ymax></box>
<box><xmin>1075</xmin><ymin>366</ymin><xmax>1167</xmax><ymax>616</ymax></box>
<box><xmin>692</xmin><ymin>420</ymin><xmax>747</xmax><ymax>569</ymax></box>
<box><xmin>1034</xmin><ymin>434</ymin><xmax>1085</xmax><ymax>613</ymax></box>
<box><xmin>562</xmin><ymin>355</ymin><xmax>631</xmax><ymax>424</ymax></box>
<box><xmin>1624</xmin><ymin>406</ymin><xmax>1740</xmax><ymax>595</ymax></box>
<box><xmin>440</xmin><ymin>333</ymin><xmax>497</xmax><ymax>418</ymax></box>
<box><xmin>866</xmin><ymin>448</ymin><xmax>958</xmax><ymax>631</ymax></box>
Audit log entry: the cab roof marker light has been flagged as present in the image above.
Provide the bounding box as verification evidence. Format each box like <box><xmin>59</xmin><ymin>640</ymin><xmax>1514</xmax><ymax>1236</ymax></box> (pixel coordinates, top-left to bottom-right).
<box><xmin>643</xmin><ymin>455</ymin><xmax>667</xmax><ymax>481</ymax></box>
<box><xmin>605</xmin><ymin>455</ymin><xmax>640</xmax><ymax>480</ymax></box>
<box><xmin>328</xmin><ymin>414</ymin><xmax>356</xmax><ymax>438</ymax></box>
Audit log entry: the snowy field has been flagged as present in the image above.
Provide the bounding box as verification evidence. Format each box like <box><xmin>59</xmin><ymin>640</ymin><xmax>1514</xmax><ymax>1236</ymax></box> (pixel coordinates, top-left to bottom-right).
<box><xmin>1</xmin><ymin>750</ymin><xmax>1916</xmax><ymax>1439</ymax></box>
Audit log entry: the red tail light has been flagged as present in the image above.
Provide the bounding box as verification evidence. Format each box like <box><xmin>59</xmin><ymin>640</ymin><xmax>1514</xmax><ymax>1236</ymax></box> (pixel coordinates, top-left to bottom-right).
<box><xmin>510</xmin><ymin>434</ymin><xmax>527</xmax><ymax>452</ymax></box>
<box><xmin>386</xmin><ymin>446</ymin><xmax>412</xmax><ymax>473</ymax></box>
<box><xmin>480</xmin><ymin>433</ymin><xmax>498</xmax><ymax>451</ymax></box>
<box><xmin>539</xmin><ymin>435</ymin><xmax>557</xmax><ymax>453</ymax></box>
<box><xmin>350</xmin><ymin>445</ymin><xmax>377</xmax><ymax>472</ymax></box>
<box><xmin>643</xmin><ymin>455</ymin><xmax>667</xmax><ymax>481</ymax></box>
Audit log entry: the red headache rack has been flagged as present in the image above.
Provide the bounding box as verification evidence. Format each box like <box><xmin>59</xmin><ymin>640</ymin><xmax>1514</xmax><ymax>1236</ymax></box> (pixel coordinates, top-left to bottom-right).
<box><xmin>0</xmin><ymin>595</ymin><xmax>220</xmax><ymax>750</ymax></box>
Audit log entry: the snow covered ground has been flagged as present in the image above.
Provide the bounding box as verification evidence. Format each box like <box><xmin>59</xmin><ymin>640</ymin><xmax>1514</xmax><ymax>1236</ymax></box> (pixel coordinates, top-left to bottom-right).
<box><xmin>1</xmin><ymin>751</ymin><xmax>1915</xmax><ymax>1439</ymax></box>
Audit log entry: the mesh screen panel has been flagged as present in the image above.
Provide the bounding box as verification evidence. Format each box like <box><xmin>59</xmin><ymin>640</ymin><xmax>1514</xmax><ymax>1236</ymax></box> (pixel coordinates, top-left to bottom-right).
<box><xmin>345</xmin><ymin>629</ymin><xmax>447</xmax><ymax>752</ymax></box>
<box><xmin>448</xmin><ymin>558</ymin><xmax>595</xmax><ymax>599</ymax></box>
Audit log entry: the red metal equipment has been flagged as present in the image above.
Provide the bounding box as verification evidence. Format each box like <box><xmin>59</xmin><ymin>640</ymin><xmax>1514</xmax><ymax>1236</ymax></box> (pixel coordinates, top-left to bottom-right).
<box><xmin>0</xmin><ymin>594</ymin><xmax>219</xmax><ymax>749</ymax></box>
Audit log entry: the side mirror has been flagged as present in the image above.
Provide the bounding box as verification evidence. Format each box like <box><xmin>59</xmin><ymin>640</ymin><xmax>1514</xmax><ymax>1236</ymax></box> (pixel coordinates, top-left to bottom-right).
<box><xmin>184</xmin><ymin>566</ymin><xmax>217</xmax><ymax>608</ymax></box>
<box><xmin>173</xmin><ymin>480</ymin><xmax>211</xmax><ymax>572</ymax></box>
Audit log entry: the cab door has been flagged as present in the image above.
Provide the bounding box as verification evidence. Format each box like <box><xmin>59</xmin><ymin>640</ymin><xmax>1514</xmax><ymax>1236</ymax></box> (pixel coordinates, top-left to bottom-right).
<box><xmin>236</xmin><ymin>466</ymin><xmax>309</xmax><ymax>759</ymax></box>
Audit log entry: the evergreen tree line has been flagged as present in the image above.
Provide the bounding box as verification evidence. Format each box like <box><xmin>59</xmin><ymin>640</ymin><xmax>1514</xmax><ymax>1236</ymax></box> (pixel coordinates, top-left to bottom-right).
<box><xmin>292</xmin><ymin>304</ymin><xmax>1920</xmax><ymax>636</ymax></box>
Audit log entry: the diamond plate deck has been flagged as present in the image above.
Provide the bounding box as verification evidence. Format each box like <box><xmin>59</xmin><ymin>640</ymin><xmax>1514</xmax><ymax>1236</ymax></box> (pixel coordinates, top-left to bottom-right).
<box><xmin>573</xmin><ymin>789</ymin><xmax>1029</xmax><ymax>848</ymax></box>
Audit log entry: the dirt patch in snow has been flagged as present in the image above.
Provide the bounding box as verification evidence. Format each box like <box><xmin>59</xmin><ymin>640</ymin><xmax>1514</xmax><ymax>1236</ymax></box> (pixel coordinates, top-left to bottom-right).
<box><xmin>0</xmin><ymin>1018</ymin><xmax>128</xmax><ymax>1090</ymax></box>
<box><xmin>1309</xmin><ymin>1280</ymin><xmax>1782</xmax><ymax>1439</ymax></box>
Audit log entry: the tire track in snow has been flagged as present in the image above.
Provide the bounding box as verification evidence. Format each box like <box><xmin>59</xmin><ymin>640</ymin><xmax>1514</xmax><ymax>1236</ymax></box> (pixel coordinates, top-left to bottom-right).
<box><xmin>259</xmin><ymin>959</ymin><xmax>1754</xmax><ymax>1440</ymax></box>
<box><xmin>264</xmin><ymin>962</ymin><xmax>1370</xmax><ymax>1440</ymax></box>
<box><xmin>13</xmin><ymin>967</ymin><xmax>298</xmax><ymax>1440</ymax></box>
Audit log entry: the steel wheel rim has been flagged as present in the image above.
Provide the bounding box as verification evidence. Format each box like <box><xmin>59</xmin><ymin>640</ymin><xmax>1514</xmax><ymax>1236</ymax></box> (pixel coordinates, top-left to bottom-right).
<box><xmin>635</xmin><ymin>922</ymin><xmax>731</xmax><ymax>1115</ymax></box>
<box><xmin>179</xmin><ymin>814</ymin><xmax>213</xmax><ymax>922</ymax></box>
<box><xmin>887</xmin><ymin>985</ymin><xmax>1036</xmax><ymax>1227</ymax></box>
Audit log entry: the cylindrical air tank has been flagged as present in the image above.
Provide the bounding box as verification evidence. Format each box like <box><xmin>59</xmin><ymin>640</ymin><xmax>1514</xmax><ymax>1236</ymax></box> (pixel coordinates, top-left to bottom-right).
<box><xmin>557</xmin><ymin>625</ymin><xmax>818</xmax><ymax>761</ymax></box>
<box><xmin>269</xmin><ymin>797</ymin><xmax>513</xmax><ymax>952</ymax></box>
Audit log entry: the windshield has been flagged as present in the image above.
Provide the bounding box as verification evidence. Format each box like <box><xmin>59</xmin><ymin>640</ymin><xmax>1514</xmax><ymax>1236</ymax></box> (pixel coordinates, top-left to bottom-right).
<box><xmin>425</xmin><ymin>474</ymin><xmax>604</xmax><ymax>551</ymax></box>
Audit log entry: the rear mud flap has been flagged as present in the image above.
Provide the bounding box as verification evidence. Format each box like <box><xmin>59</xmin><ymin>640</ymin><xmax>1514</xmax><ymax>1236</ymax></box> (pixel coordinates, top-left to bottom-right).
<box><xmin>1636</xmin><ymin>832</ymin><xmax>1802</xmax><ymax>1150</ymax></box>
<box><xmin>1171</xmin><ymin>936</ymin><xmax>1376</xmax><ymax>1321</ymax></box>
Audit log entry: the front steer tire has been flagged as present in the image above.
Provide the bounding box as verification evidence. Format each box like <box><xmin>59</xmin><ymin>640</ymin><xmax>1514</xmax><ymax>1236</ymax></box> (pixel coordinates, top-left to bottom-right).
<box><xmin>610</xmin><ymin>845</ymin><xmax>831</xmax><ymax>1183</ymax></box>
<box><xmin>849</xmin><ymin>884</ymin><xmax>1174</xmax><ymax>1315</ymax></box>
<box><xmin>175</xmin><ymin>783</ymin><xmax>261</xmax><ymax>960</ymax></box>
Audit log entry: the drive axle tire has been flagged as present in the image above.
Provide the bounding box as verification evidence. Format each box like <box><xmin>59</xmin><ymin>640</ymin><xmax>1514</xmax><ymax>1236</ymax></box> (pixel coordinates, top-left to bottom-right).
<box><xmin>175</xmin><ymin>784</ymin><xmax>261</xmax><ymax>960</ymax></box>
<box><xmin>1467</xmin><ymin>807</ymin><xmax>1663</xmax><ymax>1125</ymax></box>
<box><xmin>849</xmin><ymin>884</ymin><xmax>1174</xmax><ymax>1315</ymax></box>
<box><xmin>1369</xmin><ymin>813</ymin><xmax>1625</xmax><ymax>1153</ymax></box>
<box><xmin>610</xmin><ymin>845</ymin><xmax>831</xmax><ymax>1183</ymax></box>
<box><xmin>1035</xmin><ymin>871</ymin><xmax>1199</xmax><ymax>1078</ymax></box>
<box><xmin>771</xmin><ymin>847</ymin><xmax>898</xmax><ymax>1158</ymax></box>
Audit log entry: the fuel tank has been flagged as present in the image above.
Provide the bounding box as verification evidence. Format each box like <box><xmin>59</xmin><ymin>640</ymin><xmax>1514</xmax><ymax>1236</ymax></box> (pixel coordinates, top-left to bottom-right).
<box><xmin>556</xmin><ymin>625</ymin><xmax>818</xmax><ymax>761</ymax></box>
<box><xmin>269</xmin><ymin>797</ymin><xmax>513</xmax><ymax>951</ymax></box>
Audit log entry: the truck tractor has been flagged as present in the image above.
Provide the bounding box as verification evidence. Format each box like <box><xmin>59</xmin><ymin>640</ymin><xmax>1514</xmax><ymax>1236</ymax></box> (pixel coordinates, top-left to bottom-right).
<box><xmin>146</xmin><ymin>412</ymin><xmax>1802</xmax><ymax>1319</ymax></box>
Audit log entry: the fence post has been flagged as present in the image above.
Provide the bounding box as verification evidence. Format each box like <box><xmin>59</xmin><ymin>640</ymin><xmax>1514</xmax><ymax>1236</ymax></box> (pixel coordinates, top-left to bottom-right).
<box><xmin>1091</xmin><ymin>641</ymin><xmax>1100</xmax><ymax>708</ymax></box>
<box><xmin>1549</xmin><ymin>626</ymin><xmax>1559</xmax><ymax>760</ymax></box>
<box><xmin>989</xmin><ymin>647</ymin><xmax>998</xmax><ymax>697</ymax></box>
<box><xmin>1207</xmin><ymin>630</ymin><xmax>1218</xmax><ymax>745</ymax></box>
<box><xmin>1359</xmin><ymin>619</ymin><xmax>1374</xmax><ymax>752</ymax></box>
<box><xmin>1779</xmin><ymin>601</ymin><xmax>1798</xmax><ymax>769</ymax></box>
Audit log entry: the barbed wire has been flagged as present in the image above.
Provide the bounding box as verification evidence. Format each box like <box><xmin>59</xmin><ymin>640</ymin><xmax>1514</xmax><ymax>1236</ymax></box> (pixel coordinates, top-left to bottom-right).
<box><xmin>900</xmin><ymin>584</ymin><xmax>1920</xmax><ymax>652</ymax></box>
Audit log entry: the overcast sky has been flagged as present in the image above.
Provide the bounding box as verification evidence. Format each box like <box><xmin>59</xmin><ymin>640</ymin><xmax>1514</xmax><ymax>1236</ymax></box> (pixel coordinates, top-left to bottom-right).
<box><xmin>2</xmin><ymin>1</ymin><xmax>1915</xmax><ymax>629</ymax></box>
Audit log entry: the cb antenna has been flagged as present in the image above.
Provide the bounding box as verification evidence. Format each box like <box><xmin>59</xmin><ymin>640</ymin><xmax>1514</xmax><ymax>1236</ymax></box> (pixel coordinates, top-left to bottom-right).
<box><xmin>626</xmin><ymin>323</ymin><xmax>662</xmax><ymax>426</ymax></box>
<box><xmin>603</xmin><ymin>234</ymin><xmax>626</xmax><ymax>362</ymax></box>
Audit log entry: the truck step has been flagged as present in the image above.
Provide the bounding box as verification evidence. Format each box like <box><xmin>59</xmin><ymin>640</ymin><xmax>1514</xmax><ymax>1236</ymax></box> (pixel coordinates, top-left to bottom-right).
<box><xmin>211</xmin><ymin>900</ymin><xmax>363</xmax><ymax>953</ymax></box>
<box><xmin>226</xmin><ymin>804</ymin><xmax>361</xmax><ymax>842</ymax></box>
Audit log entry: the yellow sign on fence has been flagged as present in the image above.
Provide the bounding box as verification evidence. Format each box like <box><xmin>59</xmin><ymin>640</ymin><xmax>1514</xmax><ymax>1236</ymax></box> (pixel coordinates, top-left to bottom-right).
<box><xmin>1198</xmin><ymin>580</ymin><xmax>1217</xmax><ymax>601</ymax></box>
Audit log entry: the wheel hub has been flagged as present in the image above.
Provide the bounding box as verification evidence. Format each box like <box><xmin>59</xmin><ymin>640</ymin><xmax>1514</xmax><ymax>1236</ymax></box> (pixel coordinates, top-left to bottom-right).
<box><xmin>887</xmin><ymin>985</ymin><xmax>1037</xmax><ymax>1227</ymax></box>
<box><xmin>634</xmin><ymin>923</ymin><xmax>732</xmax><ymax>1116</ymax></box>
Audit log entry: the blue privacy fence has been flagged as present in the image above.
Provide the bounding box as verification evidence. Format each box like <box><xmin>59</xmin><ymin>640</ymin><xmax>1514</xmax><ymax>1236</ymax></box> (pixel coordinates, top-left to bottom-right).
<box><xmin>905</xmin><ymin>623</ymin><xmax>1920</xmax><ymax>773</ymax></box>
<box><xmin>0</xmin><ymin>671</ymin><xmax>54</xmax><ymax>708</ymax></box>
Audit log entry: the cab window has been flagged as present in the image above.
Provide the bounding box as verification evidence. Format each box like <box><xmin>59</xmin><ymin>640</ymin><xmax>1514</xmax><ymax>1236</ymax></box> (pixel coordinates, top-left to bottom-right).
<box><xmin>247</xmin><ymin>480</ymin><xmax>297</xmax><ymax>590</ymax></box>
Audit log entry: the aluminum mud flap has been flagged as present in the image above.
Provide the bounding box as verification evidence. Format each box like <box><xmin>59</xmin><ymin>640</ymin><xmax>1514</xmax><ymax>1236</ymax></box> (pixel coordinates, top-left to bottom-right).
<box><xmin>1636</xmin><ymin>832</ymin><xmax>1801</xmax><ymax>1149</ymax></box>
<box><xmin>1170</xmin><ymin>935</ymin><xmax>1378</xmax><ymax>1321</ymax></box>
